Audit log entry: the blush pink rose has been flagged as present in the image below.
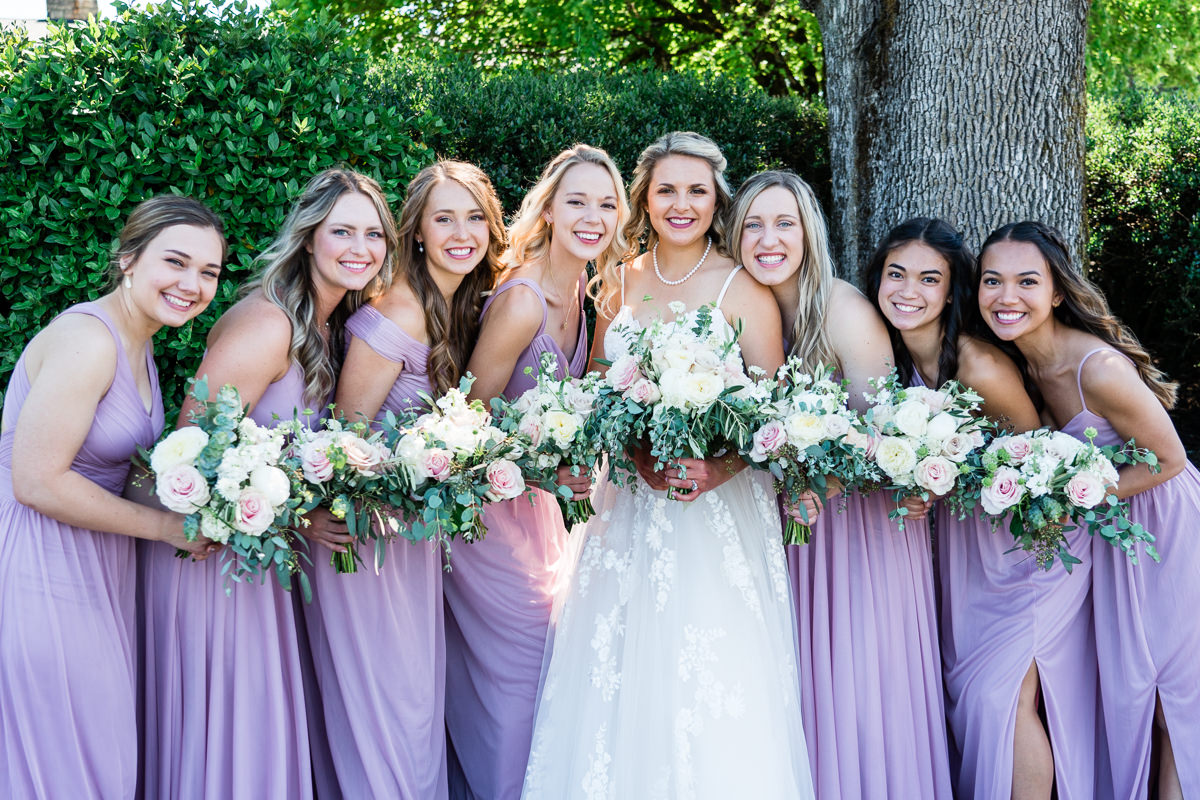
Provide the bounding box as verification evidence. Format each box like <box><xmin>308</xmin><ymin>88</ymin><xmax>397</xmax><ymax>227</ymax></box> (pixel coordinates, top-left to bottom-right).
<box><xmin>980</xmin><ymin>466</ymin><xmax>1025</xmax><ymax>515</ymax></box>
<box><xmin>607</xmin><ymin>355</ymin><xmax>641</xmax><ymax>391</ymax></box>
<box><xmin>156</xmin><ymin>463</ymin><xmax>210</xmax><ymax>514</ymax></box>
<box><xmin>1000</xmin><ymin>436</ymin><xmax>1034</xmax><ymax>465</ymax></box>
<box><xmin>234</xmin><ymin>487</ymin><xmax>275</xmax><ymax>536</ymax></box>
<box><xmin>421</xmin><ymin>448</ymin><xmax>454</xmax><ymax>482</ymax></box>
<box><xmin>749</xmin><ymin>420</ymin><xmax>787</xmax><ymax>462</ymax></box>
<box><xmin>626</xmin><ymin>378</ymin><xmax>661</xmax><ymax>405</ymax></box>
<box><xmin>485</xmin><ymin>459</ymin><xmax>526</xmax><ymax>501</ymax></box>
<box><xmin>1065</xmin><ymin>471</ymin><xmax>1108</xmax><ymax>509</ymax></box>
<box><xmin>339</xmin><ymin>434</ymin><xmax>384</xmax><ymax>475</ymax></box>
<box><xmin>299</xmin><ymin>440</ymin><xmax>334</xmax><ymax>483</ymax></box>
<box><xmin>914</xmin><ymin>456</ymin><xmax>957</xmax><ymax>496</ymax></box>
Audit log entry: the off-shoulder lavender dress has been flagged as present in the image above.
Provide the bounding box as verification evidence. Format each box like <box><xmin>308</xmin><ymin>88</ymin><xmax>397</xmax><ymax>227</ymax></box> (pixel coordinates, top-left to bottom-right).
<box><xmin>443</xmin><ymin>277</ymin><xmax>584</xmax><ymax>799</ymax></box>
<box><xmin>300</xmin><ymin>303</ymin><xmax>448</xmax><ymax>799</ymax></box>
<box><xmin>1</xmin><ymin>303</ymin><xmax>161</xmax><ymax>798</ymax></box>
<box><xmin>1063</xmin><ymin>348</ymin><xmax>1200</xmax><ymax>799</ymax></box>
<box><xmin>139</xmin><ymin>363</ymin><xmax>312</xmax><ymax>799</ymax></box>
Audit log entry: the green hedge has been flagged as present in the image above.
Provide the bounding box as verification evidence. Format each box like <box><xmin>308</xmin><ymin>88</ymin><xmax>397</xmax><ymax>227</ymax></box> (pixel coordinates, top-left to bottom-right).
<box><xmin>371</xmin><ymin>56</ymin><xmax>830</xmax><ymax>217</ymax></box>
<box><xmin>1085</xmin><ymin>90</ymin><xmax>1200</xmax><ymax>395</ymax></box>
<box><xmin>0</xmin><ymin>2</ymin><xmax>435</xmax><ymax>410</ymax></box>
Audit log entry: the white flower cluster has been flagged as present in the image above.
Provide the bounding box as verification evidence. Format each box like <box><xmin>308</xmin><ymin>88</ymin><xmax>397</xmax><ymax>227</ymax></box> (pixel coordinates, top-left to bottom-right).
<box><xmin>867</xmin><ymin>384</ymin><xmax>985</xmax><ymax>496</ymax></box>
<box><xmin>981</xmin><ymin>428</ymin><xmax>1118</xmax><ymax>516</ymax></box>
<box><xmin>151</xmin><ymin>417</ymin><xmax>291</xmax><ymax>543</ymax></box>
<box><xmin>748</xmin><ymin>373</ymin><xmax>855</xmax><ymax>462</ymax></box>
<box><xmin>510</xmin><ymin>373</ymin><xmax>599</xmax><ymax>470</ymax></box>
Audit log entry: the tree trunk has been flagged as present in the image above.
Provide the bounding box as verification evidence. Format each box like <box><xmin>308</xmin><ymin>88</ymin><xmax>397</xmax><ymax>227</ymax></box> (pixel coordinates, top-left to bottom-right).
<box><xmin>810</xmin><ymin>0</ymin><xmax>1088</xmax><ymax>277</ymax></box>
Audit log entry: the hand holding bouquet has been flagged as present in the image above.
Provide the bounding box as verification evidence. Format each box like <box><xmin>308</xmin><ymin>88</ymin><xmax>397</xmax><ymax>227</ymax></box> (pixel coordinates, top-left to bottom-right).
<box><xmin>147</xmin><ymin>377</ymin><xmax>305</xmax><ymax>595</ymax></box>
<box><xmin>977</xmin><ymin>427</ymin><xmax>1158</xmax><ymax>570</ymax></box>
<box><xmin>493</xmin><ymin>352</ymin><xmax>603</xmax><ymax>528</ymax></box>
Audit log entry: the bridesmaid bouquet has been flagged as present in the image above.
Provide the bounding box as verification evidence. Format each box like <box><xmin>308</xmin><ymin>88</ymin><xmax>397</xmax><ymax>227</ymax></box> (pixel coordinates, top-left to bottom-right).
<box><xmin>148</xmin><ymin>377</ymin><xmax>305</xmax><ymax>595</ymax></box>
<box><xmin>861</xmin><ymin>371</ymin><xmax>990</xmax><ymax>530</ymax></box>
<box><xmin>594</xmin><ymin>301</ymin><xmax>769</xmax><ymax>492</ymax></box>
<box><xmin>742</xmin><ymin>360</ymin><xmax>875</xmax><ymax>544</ymax></box>
<box><xmin>280</xmin><ymin>416</ymin><xmax>396</xmax><ymax>574</ymax></box>
<box><xmin>976</xmin><ymin>427</ymin><xmax>1158</xmax><ymax>571</ymax></box>
<box><xmin>492</xmin><ymin>352</ymin><xmax>604</xmax><ymax>529</ymax></box>
<box><xmin>382</xmin><ymin>378</ymin><xmax>527</xmax><ymax>549</ymax></box>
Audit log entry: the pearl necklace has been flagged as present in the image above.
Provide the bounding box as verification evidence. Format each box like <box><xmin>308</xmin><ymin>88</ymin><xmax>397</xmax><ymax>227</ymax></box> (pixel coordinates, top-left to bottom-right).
<box><xmin>653</xmin><ymin>236</ymin><xmax>711</xmax><ymax>286</ymax></box>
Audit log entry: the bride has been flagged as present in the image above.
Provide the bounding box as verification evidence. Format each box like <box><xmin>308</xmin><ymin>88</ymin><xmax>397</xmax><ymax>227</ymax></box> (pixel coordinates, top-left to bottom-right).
<box><xmin>521</xmin><ymin>132</ymin><xmax>816</xmax><ymax>799</ymax></box>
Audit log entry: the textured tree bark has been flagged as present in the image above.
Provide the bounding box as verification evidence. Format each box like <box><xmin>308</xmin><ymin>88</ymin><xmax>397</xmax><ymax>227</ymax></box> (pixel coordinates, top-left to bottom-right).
<box><xmin>807</xmin><ymin>0</ymin><xmax>1088</xmax><ymax>277</ymax></box>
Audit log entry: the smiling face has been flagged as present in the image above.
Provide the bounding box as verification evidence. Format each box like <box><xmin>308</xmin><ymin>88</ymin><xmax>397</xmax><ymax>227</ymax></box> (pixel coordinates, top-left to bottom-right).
<box><xmin>544</xmin><ymin>162</ymin><xmax>620</xmax><ymax>264</ymax></box>
<box><xmin>646</xmin><ymin>155</ymin><xmax>717</xmax><ymax>249</ymax></box>
<box><xmin>122</xmin><ymin>223</ymin><xmax>223</xmax><ymax>327</ymax></box>
<box><xmin>977</xmin><ymin>239</ymin><xmax>1062</xmax><ymax>341</ymax></box>
<box><xmin>875</xmin><ymin>240</ymin><xmax>951</xmax><ymax>334</ymax></box>
<box><xmin>738</xmin><ymin>185</ymin><xmax>806</xmax><ymax>287</ymax></box>
<box><xmin>416</xmin><ymin>179</ymin><xmax>492</xmax><ymax>288</ymax></box>
<box><xmin>307</xmin><ymin>191</ymin><xmax>388</xmax><ymax>295</ymax></box>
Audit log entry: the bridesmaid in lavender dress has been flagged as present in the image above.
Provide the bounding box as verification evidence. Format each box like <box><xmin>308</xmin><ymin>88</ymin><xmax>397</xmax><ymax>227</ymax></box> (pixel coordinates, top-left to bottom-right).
<box><xmin>865</xmin><ymin>218</ymin><xmax>1100</xmax><ymax>799</ymax></box>
<box><xmin>138</xmin><ymin>169</ymin><xmax>393</xmax><ymax>799</ymax></box>
<box><xmin>731</xmin><ymin>172</ymin><xmax>954</xmax><ymax>799</ymax></box>
<box><xmin>979</xmin><ymin>221</ymin><xmax>1200</xmax><ymax>800</ymax></box>
<box><xmin>308</xmin><ymin>161</ymin><xmax>506</xmax><ymax>798</ymax></box>
<box><xmin>0</xmin><ymin>196</ymin><xmax>222</xmax><ymax>798</ymax></box>
<box><xmin>444</xmin><ymin>145</ymin><xmax>628</xmax><ymax>799</ymax></box>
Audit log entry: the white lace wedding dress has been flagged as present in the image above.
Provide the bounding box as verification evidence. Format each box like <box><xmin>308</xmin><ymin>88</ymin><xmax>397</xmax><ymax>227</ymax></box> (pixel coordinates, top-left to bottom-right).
<box><xmin>521</xmin><ymin>269</ymin><xmax>815</xmax><ymax>799</ymax></box>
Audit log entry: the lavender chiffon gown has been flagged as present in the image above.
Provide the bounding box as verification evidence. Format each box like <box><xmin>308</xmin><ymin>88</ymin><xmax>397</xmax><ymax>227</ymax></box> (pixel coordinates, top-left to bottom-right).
<box><xmin>443</xmin><ymin>277</ymin><xmax>584</xmax><ymax>800</ymax></box>
<box><xmin>1</xmin><ymin>304</ymin><xmax>160</xmax><ymax>799</ymax></box>
<box><xmin>139</xmin><ymin>364</ymin><xmax>312</xmax><ymax>800</ymax></box>
<box><xmin>789</xmin><ymin>365</ymin><xmax>952</xmax><ymax>799</ymax></box>
<box><xmin>300</xmin><ymin>303</ymin><xmax>447</xmax><ymax>799</ymax></box>
<box><xmin>1064</xmin><ymin>348</ymin><xmax>1200</xmax><ymax>799</ymax></box>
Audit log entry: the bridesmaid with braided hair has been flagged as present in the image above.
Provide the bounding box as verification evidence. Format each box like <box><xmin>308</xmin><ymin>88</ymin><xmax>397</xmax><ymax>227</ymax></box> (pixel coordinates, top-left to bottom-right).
<box><xmin>978</xmin><ymin>220</ymin><xmax>1200</xmax><ymax>800</ymax></box>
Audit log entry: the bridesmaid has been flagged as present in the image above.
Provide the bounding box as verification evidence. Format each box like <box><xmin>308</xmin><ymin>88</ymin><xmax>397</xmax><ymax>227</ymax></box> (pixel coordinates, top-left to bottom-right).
<box><xmin>729</xmin><ymin>171</ymin><xmax>953</xmax><ymax>799</ymax></box>
<box><xmin>444</xmin><ymin>144</ymin><xmax>628</xmax><ymax>799</ymax></box>
<box><xmin>977</xmin><ymin>221</ymin><xmax>1200</xmax><ymax>800</ymax></box>
<box><xmin>864</xmin><ymin>218</ymin><xmax>1099</xmax><ymax>799</ymax></box>
<box><xmin>139</xmin><ymin>169</ymin><xmax>394</xmax><ymax>799</ymax></box>
<box><xmin>307</xmin><ymin>160</ymin><xmax>506</xmax><ymax>798</ymax></box>
<box><xmin>0</xmin><ymin>196</ymin><xmax>222</xmax><ymax>798</ymax></box>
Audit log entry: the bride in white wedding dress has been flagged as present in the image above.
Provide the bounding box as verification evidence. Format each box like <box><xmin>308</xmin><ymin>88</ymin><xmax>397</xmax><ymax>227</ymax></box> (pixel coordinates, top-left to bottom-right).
<box><xmin>521</xmin><ymin>132</ymin><xmax>815</xmax><ymax>800</ymax></box>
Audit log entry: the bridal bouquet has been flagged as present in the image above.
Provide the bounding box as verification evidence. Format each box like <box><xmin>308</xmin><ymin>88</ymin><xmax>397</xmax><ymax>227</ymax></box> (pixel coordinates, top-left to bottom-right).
<box><xmin>147</xmin><ymin>377</ymin><xmax>305</xmax><ymax>595</ymax></box>
<box><xmin>976</xmin><ymin>427</ymin><xmax>1158</xmax><ymax>571</ymax></box>
<box><xmin>281</xmin><ymin>416</ymin><xmax>396</xmax><ymax>574</ymax></box>
<box><xmin>861</xmin><ymin>371</ymin><xmax>990</xmax><ymax>530</ymax></box>
<box><xmin>743</xmin><ymin>360</ymin><xmax>875</xmax><ymax>544</ymax></box>
<box><xmin>381</xmin><ymin>377</ymin><xmax>527</xmax><ymax>549</ymax></box>
<box><xmin>492</xmin><ymin>353</ymin><xmax>603</xmax><ymax>528</ymax></box>
<box><xmin>594</xmin><ymin>301</ymin><xmax>769</xmax><ymax>491</ymax></box>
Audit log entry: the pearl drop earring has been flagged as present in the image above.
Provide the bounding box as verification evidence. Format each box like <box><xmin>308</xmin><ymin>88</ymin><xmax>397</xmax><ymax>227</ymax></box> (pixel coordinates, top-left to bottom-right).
<box><xmin>124</xmin><ymin>274</ymin><xmax>132</xmax><ymax>289</ymax></box>
<box><xmin>417</xmin><ymin>241</ymin><xmax>424</xmax><ymax>253</ymax></box>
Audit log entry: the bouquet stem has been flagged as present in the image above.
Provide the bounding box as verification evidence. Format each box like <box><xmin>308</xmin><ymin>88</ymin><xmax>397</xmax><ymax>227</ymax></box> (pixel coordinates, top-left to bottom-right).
<box><xmin>783</xmin><ymin>518</ymin><xmax>812</xmax><ymax>546</ymax></box>
<box><xmin>559</xmin><ymin>497</ymin><xmax>596</xmax><ymax>531</ymax></box>
<box><xmin>331</xmin><ymin>544</ymin><xmax>359</xmax><ymax>574</ymax></box>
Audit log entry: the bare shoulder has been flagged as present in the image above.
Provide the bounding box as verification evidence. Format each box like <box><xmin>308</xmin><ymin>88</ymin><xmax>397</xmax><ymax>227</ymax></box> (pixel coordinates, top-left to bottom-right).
<box><xmin>208</xmin><ymin>292</ymin><xmax>292</xmax><ymax>357</ymax></box>
<box><xmin>1078</xmin><ymin>345</ymin><xmax>1143</xmax><ymax>400</ymax></box>
<box><xmin>24</xmin><ymin>311</ymin><xmax>118</xmax><ymax>388</ymax></box>
<box><xmin>371</xmin><ymin>281</ymin><xmax>429</xmax><ymax>344</ymax></box>
<box><xmin>720</xmin><ymin>267</ymin><xmax>781</xmax><ymax>319</ymax></box>
<box><xmin>481</xmin><ymin>281</ymin><xmax>545</xmax><ymax>334</ymax></box>
<box><xmin>827</xmin><ymin>279</ymin><xmax>887</xmax><ymax>335</ymax></box>
<box><xmin>957</xmin><ymin>336</ymin><xmax>1023</xmax><ymax>386</ymax></box>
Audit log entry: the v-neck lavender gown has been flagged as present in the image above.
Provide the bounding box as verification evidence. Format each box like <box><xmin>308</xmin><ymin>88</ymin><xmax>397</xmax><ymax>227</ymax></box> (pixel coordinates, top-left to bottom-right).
<box><xmin>1</xmin><ymin>303</ymin><xmax>162</xmax><ymax>798</ymax></box>
<box><xmin>300</xmin><ymin>303</ymin><xmax>447</xmax><ymax>799</ymax></box>
<box><xmin>787</xmin><ymin>369</ymin><xmax>952</xmax><ymax>800</ymax></box>
<box><xmin>443</xmin><ymin>277</ymin><xmax>586</xmax><ymax>800</ymax></box>
<box><xmin>1063</xmin><ymin>348</ymin><xmax>1200</xmax><ymax>799</ymax></box>
<box><xmin>138</xmin><ymin>363</ymin><xmax>312</xmax><ymax>800</ymax></box>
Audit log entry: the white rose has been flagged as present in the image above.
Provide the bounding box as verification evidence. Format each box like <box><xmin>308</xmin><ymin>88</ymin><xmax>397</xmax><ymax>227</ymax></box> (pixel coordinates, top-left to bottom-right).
<box><xmin>940</xmin><ymin>433</ymin><xmax>975</xmax><ymax>463</ymax></box>
<box><xmin>692</xmin><ymin>348</ymin><xmax>722</xmax><ymax>371</ymax></box>
<box><xmin>875</xmin><ymin>436</ymin><xmax>918</xmax><ymax>483</ymax></box>
<box><xmin>891</xmin><ymin>400</ymin><xmax>931</xmax><ymax>438</ymax></box>
<box><xmin>659</xmin><ymin>347</ymin><xmax>696</xmax><ymax>372</ymax></box>
<box><xmin>680</xmin><ymin>371</ymin><xmax>724</xmax><ymax>409</ymax></box>
<box><xmin>785</xmin><ymin>412</ymin><xmax>827</xmax><ymax>449</ymax></box>
<box><xmin>542</xmin><ymin>410</ymin><xmax>581</xmax><ymax>448</ymax></box>
<box><xmin>823</xmin><ymin>413</ymin><xmax>851</xmax><ymax>438</ymax></box>
<box><xmin>394</xmin><ymin>432</ymin><xmax>426</xmax><ymax>465</ymax></box>
<box><xmin>658</xmin><ymin>368</ymin><xmax>690</xmax><ymax>409</ymax></box>
<box><xmin>338</xmin><ymin>433</ymin><xmax>384</xmax><ymax>475</ymax></box>
<box><xmin>1044</xmin><ymin>431</ymin><xmax>1084</xmax><ymax>465</ymax></box>
<box><xmin>150</xmin><ymin>427</ymin><xmax>210</xmax><ymax>474</ymax></box>
<box><xmin>914</xmin><ymin>456</ymin><xmax>957</xmax><ymax>496</ymax></box>
<box><xmin>249</xmin><ymin>465</ymin><xmax>290</xmax><ymax>507</ymax></box>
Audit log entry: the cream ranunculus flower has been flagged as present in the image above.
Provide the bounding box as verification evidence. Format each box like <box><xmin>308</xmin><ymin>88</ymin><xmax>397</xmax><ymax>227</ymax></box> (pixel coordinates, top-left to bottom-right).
<box><xmin>542</xmin><ymin>410</ymin><xmax>581</xmax><ymax>448</ymax></box>
<box><xmin>680</xmin><ymin>371</ymin><xmax>725</xmax><ymax>409</ymax></box>
<box><xmin>785</xmin><ymin>412</ymin><xmax>827</xmax><ymax>449</ymax></box>
<box><xmin>150</xmin><ymin>427</ymin><xmax>210</xmax><ymax>474</ymax></box>
<box><xmin>875</xmin><ymin>436</ymin><xmax>918</xmax><ymax>483</ymax></box>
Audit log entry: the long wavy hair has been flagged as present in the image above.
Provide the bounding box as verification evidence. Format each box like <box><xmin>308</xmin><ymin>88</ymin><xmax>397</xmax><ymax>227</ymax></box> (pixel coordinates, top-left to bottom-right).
<box><xmin>397</xmin><ymin>160</ymin><xmax>506</xmax><ymax>396</ymax></box>
<box><xmin>111</xmin><ymin>195</ymin><xmax>226</xmax><ymax>286</ymax></box>
<box><xmin>862</xmin><ymin>218</ymin><xmax>978</xmax><ymax>387</ymax></box>
<box><xmin>502</xmin><ymin>144</ymin><xmax>629</xmax><ymax>317</ymax></box>
<box><xmin>979</xmin><ymin>221</ymin><xmax>1177</xmax><ymax>409</ymax></box>
<box><xmin>726</xmin><ymin>170</ymin><xmax>837</xmax><ymax>369</ymax></box>
<box><xmin>618</xmin><ymin>130</ymin><xmax>732</xmax><ymax>266</ymax></box>
<box><xmin>243</xmin><ymin>168</ymin><xmax>398</xmax><ymax>404</ymax></box>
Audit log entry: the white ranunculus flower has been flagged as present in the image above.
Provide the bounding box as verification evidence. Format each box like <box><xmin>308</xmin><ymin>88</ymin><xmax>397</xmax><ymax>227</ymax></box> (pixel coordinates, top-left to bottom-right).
<box><xmin>891</xmin><ymin>399</ymin><xmax>931</xmax><ymax>438</ymax></box>
<box><xmin>875</xmin><ymin>436</ymin><xmax>918</xmax><ymax>483</ymax></box>
<box><xmin>785</xmin><ymin>412</ymin><xmax>827</xmax><ymax>449</ymax></box>
<box><xmin>150</xmin><ymin>427</ymin><xmax>210</xmax><ymax>474</ymax></box>
<box><xmin>249</xmin><ymin>465</ymin><xmax>291</xmax><ymax>507</ymax></box>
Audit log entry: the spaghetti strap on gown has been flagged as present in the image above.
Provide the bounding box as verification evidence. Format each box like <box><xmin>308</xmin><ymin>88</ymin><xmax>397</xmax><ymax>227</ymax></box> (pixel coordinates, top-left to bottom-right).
<box><xmin>521</xmin><ymin>267</ymin><xmax>815</xmax><ymax>799</ymax></box>
<box><xmin>1063</xmin><ymin>348</ymin><xmax>1200</xmax><ymax>799</ymax></box>
<box><xmin>139</xmin><ymin>364</ymin><xmax>313</xmax><ymax>800</ymax></box>
<box><xmin>444</xmin><ymin>277</ymin><xmax>585</xmax><ymax>800</ymax></box>
<box><xmin>1</xmin><ymin>303</ymin><xmax>162</xmax><ymax>798</ymax></box>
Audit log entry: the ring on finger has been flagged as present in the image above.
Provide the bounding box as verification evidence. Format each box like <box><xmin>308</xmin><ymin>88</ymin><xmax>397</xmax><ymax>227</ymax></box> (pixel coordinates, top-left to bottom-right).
<box><xmin>689</xmin><ymin>479</ymin><xmax>698</xmax><ymax>492</ymax></box>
